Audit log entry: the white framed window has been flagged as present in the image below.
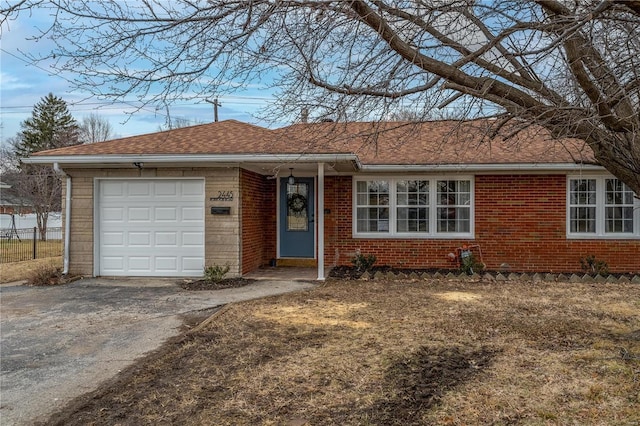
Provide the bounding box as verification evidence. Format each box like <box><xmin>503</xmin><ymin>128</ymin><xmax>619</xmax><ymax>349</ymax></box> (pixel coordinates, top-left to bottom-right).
<box><xmin>569</xmin><ymin>179</ymin><xmax>597</xmax><ymax>233</ymax></box>
<box><xmin>355</xmin><ymin>180</ymin><xmax>390</xmax><ymax>233</ymax></box>
<box><xmin>567</xmin><ymin>175</ymin><xmax>640</xmax><ymax>238</ymax></box>
<box><xmin>605</xmin><ymin>179</ymin><xmax>635</xmax><ymax>233</ymax></box>
<box><xmin>396</xmin><ymin>180</ymin><xmax>429</xmax><ymax>233</ymax></box>
<box><xmin>437</xmin><ymin>180</ymin><xmax>471</xmax><ymax>233</ymax></box>
<box><xmin>354</xmin><ymin>177</ymin><xmax>473</xmax><ymax>238</ymax></box>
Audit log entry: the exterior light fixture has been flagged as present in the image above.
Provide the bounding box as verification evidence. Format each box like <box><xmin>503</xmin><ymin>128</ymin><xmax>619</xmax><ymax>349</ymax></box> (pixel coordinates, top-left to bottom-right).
<box><xmin>288</xmin><ymin>168</ymin><xmax>295</xmax><ymax>185</ymax></box>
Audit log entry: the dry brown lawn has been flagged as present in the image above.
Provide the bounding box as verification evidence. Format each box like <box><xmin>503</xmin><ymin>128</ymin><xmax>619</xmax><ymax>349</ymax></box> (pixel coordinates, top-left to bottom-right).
<box><xmin>0</xmin><ymin>256</ymin><xmax>62</xmax><ymax>283</ymax></box>
<box><xmin>47</xmin><ymin>278</ymin><xmax>640</xmax><ymax>425</ymax></box>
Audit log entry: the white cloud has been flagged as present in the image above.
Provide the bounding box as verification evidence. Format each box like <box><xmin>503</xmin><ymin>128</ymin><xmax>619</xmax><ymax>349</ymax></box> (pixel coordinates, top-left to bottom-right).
<box><xmin>0</xmin><ymin>72</ymin><xmax>32</xmax><ymax>91</ymax></box>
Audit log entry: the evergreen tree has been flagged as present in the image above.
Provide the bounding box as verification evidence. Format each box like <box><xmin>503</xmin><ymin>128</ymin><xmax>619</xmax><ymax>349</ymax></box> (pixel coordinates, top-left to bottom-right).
<box><xmin>9</xmin><ymin>93</ymin><xmax>78</xmax><ymax>240</ymax></box>
<box><xmin>14</xmin><ymin>93</ymin><xmax>79</xmax><ymax>158</ymax></box>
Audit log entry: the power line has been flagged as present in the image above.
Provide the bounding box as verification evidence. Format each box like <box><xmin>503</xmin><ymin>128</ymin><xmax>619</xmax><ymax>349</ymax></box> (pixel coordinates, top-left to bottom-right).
<box><xmin>1</xmin><ymin>48</ymin><xmax>274</xmax><ymax>116</ymax></box>
<box><xmin>1</xmin><ymin>47</ymin><xmax>169</xmax><ymax>119</ymax></box>
<box><xmin>0</xmin><ymin>97</ymin><xmax>272</xmax><ymax>111</ymax></box>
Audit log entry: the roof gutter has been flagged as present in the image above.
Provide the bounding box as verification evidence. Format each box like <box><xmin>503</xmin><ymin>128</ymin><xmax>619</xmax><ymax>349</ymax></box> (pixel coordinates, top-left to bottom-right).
<box><xmin>23</xmin><ymin>154</ymin><xmax>602</xmax><ymax>173</ymax></box>
<box><xmin>22</xmin><ymin>153</ymin><xmax>363</xmax><ymax>168</ymax></box>
<box><xmin>360</xmin><ymin>163</ymin><xmax>604</xmax><ymax>173</ymax></box>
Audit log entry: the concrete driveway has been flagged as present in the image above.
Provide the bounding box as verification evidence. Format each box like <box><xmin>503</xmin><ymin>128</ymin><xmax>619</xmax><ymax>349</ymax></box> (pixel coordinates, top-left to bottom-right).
<box><xmin>0</xmin><ymin>277</ymin><xmax>316</xmax><ymax>425</ymax></box>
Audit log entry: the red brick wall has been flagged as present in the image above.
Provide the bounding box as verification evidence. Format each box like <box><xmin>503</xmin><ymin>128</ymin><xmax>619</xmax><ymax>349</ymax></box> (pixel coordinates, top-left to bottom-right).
<box><xmin>1</xmin><ymin>206</ymin><xmax>16</xmax><ymax>214</ymax></box>
<box><xmin>240</xmin><ymin>169</ymin><xmax>276</xmax><ymax>274</ymax></box>
<box><xmin>0</xmin><ymin>206</ymin><xmax>33</xmax><ymax>214</ymax></box>
<box><xmin>323</xmin><ymin>175</ymin><xmax>640</xmax><ymax>273</ymax></box>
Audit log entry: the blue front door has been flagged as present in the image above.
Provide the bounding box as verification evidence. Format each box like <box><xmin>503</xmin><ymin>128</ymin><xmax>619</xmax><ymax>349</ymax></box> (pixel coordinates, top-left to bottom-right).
<box><xmin>280</xmin><ymin>177</ymin><xmax>315</xmax><ymax>258</ymax></box>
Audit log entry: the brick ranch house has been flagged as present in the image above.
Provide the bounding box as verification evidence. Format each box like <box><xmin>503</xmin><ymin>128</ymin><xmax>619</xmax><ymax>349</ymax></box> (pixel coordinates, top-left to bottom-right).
<box><xmin>23</xmin><ymin>119</ymin><xmax>640</xmax><ymax>279</ymax></box>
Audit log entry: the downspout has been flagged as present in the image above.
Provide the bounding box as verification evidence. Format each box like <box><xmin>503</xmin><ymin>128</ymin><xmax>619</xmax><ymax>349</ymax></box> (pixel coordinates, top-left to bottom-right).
<box><xmin>53</xmin><ymin>163</ymin><xmax>71</xmax><ymax>275</ymax></box>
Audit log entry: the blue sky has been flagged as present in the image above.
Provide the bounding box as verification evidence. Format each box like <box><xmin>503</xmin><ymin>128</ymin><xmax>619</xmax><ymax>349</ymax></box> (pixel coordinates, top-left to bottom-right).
<box><xmin>0</xmin><ymin>10</ymin><xmax>275</xmax><ymax>147</ymax></box>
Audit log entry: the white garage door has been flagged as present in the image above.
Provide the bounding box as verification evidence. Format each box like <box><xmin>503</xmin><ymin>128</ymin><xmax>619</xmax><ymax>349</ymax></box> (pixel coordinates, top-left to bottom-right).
<box><xmin>98</xmin><ymin>179</ymin><xmax>205</xmax><ymax>277</ymax></box>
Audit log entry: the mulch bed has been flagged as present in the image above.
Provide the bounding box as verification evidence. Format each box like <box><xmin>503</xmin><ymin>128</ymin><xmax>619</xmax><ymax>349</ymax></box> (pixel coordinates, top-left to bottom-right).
<box><xmin>328</xmin><ymin>266</ymin><xmax>638</xmax><ymax>280</ymax></box>
<box><xmin>329</xmin><ymin>265</ymin><xmax>448</xmax><ymax>280</ymax></box>
<box><xmin>178</xmin><ymin>278</ymin><xmax>255</xmax><ymax>291</ymax></box>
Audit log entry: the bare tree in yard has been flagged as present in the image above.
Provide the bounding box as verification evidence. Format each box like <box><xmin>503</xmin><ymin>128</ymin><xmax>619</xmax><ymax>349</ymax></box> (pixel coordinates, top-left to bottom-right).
<box><xmin>1</xmin><ymin>166</ymin><xmax>62</xmax><ymax>240</ymax></box>
<box><xmin>1</xmin><ymin>138</ymin><xmax>21</xmax><ymax>173</ymax></box>
<box><xmin>2</xmin><ymin>1</ymin><xmax>639</xmax><ymax>193</ymax></box>
<box><xmin>79</xmin><ymin>113</ymin><xmax>113</xmax><ymax>143</ymax></box>
<box><xmin>161</xmin><ymin>116</ymin><xmax>206</xmax><ymax>131</ymax></box>
<box><xmin>9</xmin><ymin>93</ymin><xmax>79</xmax><ymax>240</ymax></box>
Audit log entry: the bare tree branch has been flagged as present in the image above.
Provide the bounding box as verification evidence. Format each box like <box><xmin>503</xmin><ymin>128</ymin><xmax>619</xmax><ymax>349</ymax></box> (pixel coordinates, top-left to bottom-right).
<box><xmin>1</xmin><ymin>0</ymin><xmax>639</xmax><ymax>192</ymax></box>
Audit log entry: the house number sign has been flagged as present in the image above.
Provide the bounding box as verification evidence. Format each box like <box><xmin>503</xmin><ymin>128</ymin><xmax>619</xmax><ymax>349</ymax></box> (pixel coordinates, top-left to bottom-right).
<box><xmin>210</xmin><ymin>191</ymin><xmax>234</xmax><ymax>201</ymax></box>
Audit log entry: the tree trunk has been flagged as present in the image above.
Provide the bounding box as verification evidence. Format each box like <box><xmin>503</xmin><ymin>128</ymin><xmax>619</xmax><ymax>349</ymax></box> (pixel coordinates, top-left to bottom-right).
<box><xmin>36</xmin><ymin>210</ymin><xmax>48</xmax><ymax>242</ymax></box>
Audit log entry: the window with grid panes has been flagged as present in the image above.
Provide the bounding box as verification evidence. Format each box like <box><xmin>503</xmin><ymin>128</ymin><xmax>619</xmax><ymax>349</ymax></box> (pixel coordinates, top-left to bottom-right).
<box><xmin>396</xmin><ymin>180</ymin><xmax>429</xmax><ymax>233</ymax></box>
<box><xmin>605</xmin><ymin>179</ymin><xmax>634</xmax><ymax>233</ymax></box>
<box><xmin>437</xmin><ymin>180</ymin><xmax>471</xmax><ymax>233</ymax></box>
<box><xmin>356</xmin><ymin>180</ymin><xmax>390</xmax><ymax>233</ymax></box>
<box><xmin>354</xmin><ymin>177</ymin><xmax>473</xmax><ymax>237</ymax></box>
<box><xmin>568</xmin><ymin>176</ymin><xmax>639</xmax><ymax>237</ymax></box>
<box><xmin>569</xmin><ymin>179</ymin><xmax>596</xmax><ymax>233</ymax></box>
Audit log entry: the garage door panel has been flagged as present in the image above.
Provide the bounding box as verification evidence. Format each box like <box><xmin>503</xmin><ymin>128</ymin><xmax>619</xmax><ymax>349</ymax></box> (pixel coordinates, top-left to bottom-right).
<box><xmin>102</xmin><ymin>257</ymin><xmax>124</xmax><ymax>271</ymax></box>
<box><xmin>182</xmin><ymin>232</ymin><xmax>204</xmax><ymax>246</ymax></box>
<box><xmin>155</xmin><ymin>207</ymin><xmax>177</xmax><ymax>221</ymax></box>
<box><xmin>182</xmin><ymin>207</ymin><xmax>204</xmax><ymax>221</ymax></box>
<box><xmin>128</xmin><ymin>182</ymin><xmax>152</xmax><ymax>197</ymax></box>
<box><xmin>154</xmin><ymin>181</ymin><xmax>178</xmax><ymax>197</ymax></box>
<box><xmin>102</xmin><ymin>207</ymin><xmax>124</xmax><ymax>221</ymax></box>
<box><xmin>128</xmin><ymin>207</ymin><xmax>151</xmax><ymax>222</ymax></box>
<box><xmin>99</xmin><ymin>179</ymin><xmax>204</xmax><ymax>277</ymax></box>
<box><xmin>101</xmin><ymin>181</ymin><xmax>125</xmax><ymax>197</ymax></box>
<box><xmin>102</xmin><ymin>232</ymin><xmax>124</xmax><ymax>246</ymax></box>
<box><xmin>128</xmin><ymin>232</ymin><xmax>151</xmax><ymax>246</ymax></box>
<box><xmin>128</xmin><ymin>257</ymin><xmax>152</xmax><ymax>272</ymax></box>
<box><xmin>182</xmin><ymin>257</ymin><xmax>205</xmax><ymax>272</ymax></box>
<box><xmin>155</xmin><ymin>257</ymin><xmax>178</xmax><ymax>271</ymax></box>
<box><xmin>155</xmin><ymin>232</ymin><xmax>178</xmax><ymax>246</ymax></box>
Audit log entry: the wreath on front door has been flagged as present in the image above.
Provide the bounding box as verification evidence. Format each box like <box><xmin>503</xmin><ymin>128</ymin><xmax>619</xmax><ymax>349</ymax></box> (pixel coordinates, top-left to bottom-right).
<box><xmin>288</xmin><ymin>193</ymin><xmax>307</xmax><ymax>214</ymax></box>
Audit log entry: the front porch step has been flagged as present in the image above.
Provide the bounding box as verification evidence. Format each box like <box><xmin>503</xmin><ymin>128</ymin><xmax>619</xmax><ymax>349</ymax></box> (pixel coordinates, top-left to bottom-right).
<box><xmin>277</xmin><ymin>258</ymin><xmax>317</xmax><ymax>268</ymax></box>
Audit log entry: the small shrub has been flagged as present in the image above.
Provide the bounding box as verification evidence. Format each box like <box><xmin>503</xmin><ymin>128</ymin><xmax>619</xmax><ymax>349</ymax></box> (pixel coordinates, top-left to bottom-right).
<box><xmin>460</xmin><ymin>253</ymin><xmax>473</xmax><ymax>275</ymax></box>
<box><xmin>351</xmin><ymin>253</ymin><xmax>377</xmax><ymax>272</ymax></box>
<box><xmin>204</xmin><ymin>264</ymin><xmax>230</xmax><ymax>283</ymax></box>
<box><xmin>580</xmin><ymin>255</ymin><xmax>609</xmax><ymax>276</ymax></box>
<box><xmin>459</xmin><ymin>252</ymin><xmax>484</xmax><ymax>275</ymax></box>
<box><xmin>27</xmin><ymin>265</ymin><xmax>64</xmax><ymax>286</ymax></box>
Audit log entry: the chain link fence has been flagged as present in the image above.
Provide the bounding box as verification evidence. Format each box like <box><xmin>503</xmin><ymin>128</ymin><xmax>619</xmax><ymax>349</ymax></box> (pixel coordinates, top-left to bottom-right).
<box><xmin>0</xmin><ymin>227</ymin><xmax>63</xmax><ymax>263</ymax></box>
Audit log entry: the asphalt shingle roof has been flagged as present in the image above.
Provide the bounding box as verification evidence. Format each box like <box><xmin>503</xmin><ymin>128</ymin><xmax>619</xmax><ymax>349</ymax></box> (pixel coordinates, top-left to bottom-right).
<box><xmin>32</xmin><ymin>119</ymin><xmax>596</xmax><ymax>166</ymax></box>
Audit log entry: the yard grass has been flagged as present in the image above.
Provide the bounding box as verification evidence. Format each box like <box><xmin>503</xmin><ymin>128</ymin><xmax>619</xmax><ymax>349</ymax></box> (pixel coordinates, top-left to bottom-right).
<box><xmin>0</xmin><ymin>257</ymin><xmax>62</xmax><ymax>283</ymax></box>
<box><xmin>0</xmin><ymin>239</ymin><xmax>63</xmax><ymax>264</ymax></box>
<box><xmin>47</xmin><ymin>278</ymin><xmax>640</xmax><ymax>425</ymax></box>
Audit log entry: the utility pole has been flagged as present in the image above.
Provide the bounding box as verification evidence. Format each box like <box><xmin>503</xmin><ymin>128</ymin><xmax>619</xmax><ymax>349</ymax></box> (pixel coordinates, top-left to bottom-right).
<box><xmin>206</xmin><ymin>98</ymin><xmax>221</xmax><ymax>122</ymax></box>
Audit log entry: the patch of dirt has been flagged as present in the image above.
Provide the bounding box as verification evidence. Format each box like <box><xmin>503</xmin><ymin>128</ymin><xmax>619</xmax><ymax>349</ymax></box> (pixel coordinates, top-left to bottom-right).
<box><xmin>178</xmin><ymin>277</ymin><xmax>255</xmax><ymax>290</ymax></box>
<box><xmin>435</xmin><ymin>291</ymin><xmax>482</xmax><ymax>302</ymax></box>
<box><xmin>373</xmin><ymin>346</ymin><xmax>496</xmax><ymax>425</ymax></box>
